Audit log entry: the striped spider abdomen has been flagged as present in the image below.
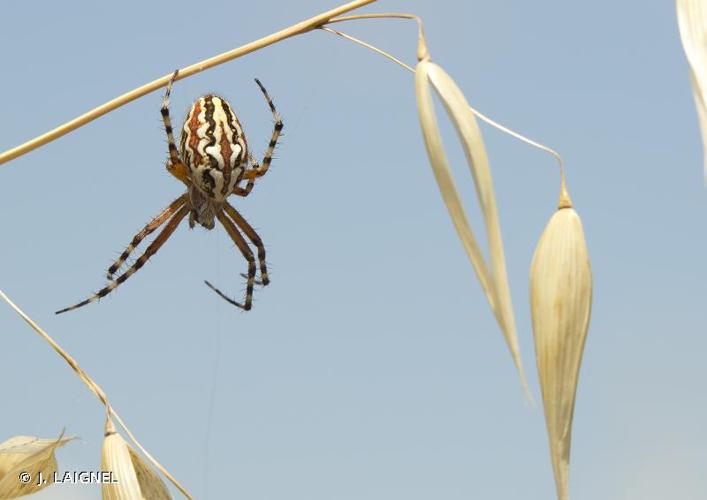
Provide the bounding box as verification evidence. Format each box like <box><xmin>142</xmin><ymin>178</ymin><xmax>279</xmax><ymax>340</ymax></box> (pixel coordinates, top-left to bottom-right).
<box><xmin>180</xmin><ymin>95</ymin><xmax>248</xmax><ymax>228</ymax></box>
<box><xmin>180</xmin><ymin>95</ymin><xmax>248</xmax><ymax>200</ymax></box>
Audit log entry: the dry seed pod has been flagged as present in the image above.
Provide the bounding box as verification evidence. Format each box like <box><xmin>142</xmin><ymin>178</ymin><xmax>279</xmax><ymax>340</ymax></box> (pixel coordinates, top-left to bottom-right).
<box><xmin>0</xmin><ymin>433</ymin><xmax>72</xmax><ymax>499</ymax></box>
<box><xmin>677</xmin><ymin>0</ymin><xmax>707</xmax><ymax>176</ymax></box>
<box><xmin>101</xmin><ymin>419</ymin><xmax>171</xmax><ymax>500</ymax></box>
<box><xmin>415</xmin><ymin>58</ymin><xmax>529</xmax><ymax>395</ymax></box>
<box><xmin>529</xmin><ymin>195</ymin><xmax>592</xmax><ymax>500</ymax></box>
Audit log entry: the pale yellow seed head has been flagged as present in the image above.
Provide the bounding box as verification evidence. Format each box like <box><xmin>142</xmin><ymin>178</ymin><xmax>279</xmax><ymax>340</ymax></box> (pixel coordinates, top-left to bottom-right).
<box><xmin>529</xmin><ymin>205</ymin><xmax>592</xmax><ymax>500</ymax></box>
<box><xmin>101</xmin><ymin>419</ymin><xmax>171</xmax><ymax>500</ymax></box>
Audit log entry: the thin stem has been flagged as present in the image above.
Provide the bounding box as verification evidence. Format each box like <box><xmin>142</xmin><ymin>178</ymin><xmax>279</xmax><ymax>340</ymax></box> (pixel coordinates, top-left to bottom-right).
<box><xmin>320</xmin><ymin>22</ymin><xmax>567</xmax><ymax>189</ymax></box>
<box><xmin>469</xmin><ymin>108</ymin><xmax>568</xmax><ymax>195</ymax></box>
<box><xmin>0</xmin><ymin>289</ymin><xmax>192</xmax><ymax>499</ymax></box>
<box><xmin>329</xmin><ymin>12</ymin><xmax>421</xmax><ymax>23</ymax></box>
<box><xmin>0</xmin><ymin>0</ymin><xmax>376</xmax><ymax>166</ymax></box>
<box><xmin>327</xmin><ymin>12</ymin><xmax>428</xmax><ymax>59</ymax></box>
<box><xmin>319</xmin><ymin>27</ymin><xmax>413</xmax><ymax>71</ymax></box>
<box><xmin>0</xmin><ymin>289</ymin><xmax>108</xmax><ymax>407</ymax></box>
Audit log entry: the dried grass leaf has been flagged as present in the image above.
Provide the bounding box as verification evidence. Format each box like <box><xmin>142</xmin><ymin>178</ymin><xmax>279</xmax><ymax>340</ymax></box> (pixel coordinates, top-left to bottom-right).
<box><xmin>530</xmin><ymin>206</ymin><xmax>592</xmax><ymax>500</ymax></box>
<box><xmin>0</xmin><ymin>433</ymin><xmax>72</xmax><ymax>499</ymax></box>
<box><xmin>414</xmin><ymin>59</ymin><xmax>529</xmax><ymax>394</ymax></box>
<box><xmin>677</xmin><ymin>0</ymin><xmax>707</xmax><ymax>176</ymax></box>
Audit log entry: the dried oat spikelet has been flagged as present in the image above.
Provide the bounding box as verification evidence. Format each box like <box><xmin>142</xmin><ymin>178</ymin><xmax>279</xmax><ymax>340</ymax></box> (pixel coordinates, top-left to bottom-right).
<box><xmin>0</xmin><ymin>289</ymin><xmax>191</xmax><ymax>498</ymax></box>
<box><xmin>677</xmin><ymin>0</ymin><xmax>707</xmax><ymax>177</ymax></box>
<box><xmin>0</xmin><ymin>432</ymin><xmax>72</xmax><ymax>499</ymax></box>
<box><xmin>530</xmin><ymin>186</ymin><xmax>592</xmax><ymax>500</ymax></box>
<box><xmin>415</xmin><ymin>57</ymin><xmax>530</xmax><ymax>396</ymax></box>
<box><xmin>101</xmin><ymin>418</ymin><xmax>171</xmax><ymax>500</ymax></box>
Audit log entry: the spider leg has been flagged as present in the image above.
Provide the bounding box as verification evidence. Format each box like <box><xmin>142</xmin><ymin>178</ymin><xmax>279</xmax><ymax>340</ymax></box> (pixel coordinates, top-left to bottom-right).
<box><xmin>161</xmin><ymin>69</ymin><xmax>190</xmax><ymax>185</ymax></box>
<box><xmin>224</xmin><ymin>201</ymin><xmax>269</xmax><ymax>286</ymax></box>
<box><xmin>204</xmin><ymin>210</ymin><xmax>257</xmax><ymax>311</ymax></box>
<box><xmin>106</xmin><ymin>194</ymin><xmax>188</xmax><ymax>279</ymax></box>
<box><xmin>242</xmin><ymin>79</ymin><xmax>283</xmax><ymax>182</ymax></box>
<box><xmin>232</xmin><ymin>160</ymin><xmax>255</xmax><ymax>197</ymax></box>
<box><xmin>56</xmin><ymin>204</ymin><xmax>189</xmax><ymax>315</ymax></box>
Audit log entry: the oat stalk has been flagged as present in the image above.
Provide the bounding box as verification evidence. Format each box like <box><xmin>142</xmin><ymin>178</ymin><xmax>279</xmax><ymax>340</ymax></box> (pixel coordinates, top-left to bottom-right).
<box><xmin>0</xmin><ymin>0</ymin><xmax>376</xmax><ymax>166</ymax></box>
<box><xmin>0</xmin><ymin>289</ymin><xmax>192</xmax><ymax>499</ymax></box>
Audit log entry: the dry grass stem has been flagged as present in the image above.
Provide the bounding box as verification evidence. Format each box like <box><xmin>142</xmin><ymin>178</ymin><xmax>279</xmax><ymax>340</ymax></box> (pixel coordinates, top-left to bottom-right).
<box><xmin>0</xmin><ymin>290</ymin><xmax>108</xmax><ymax>407</ymax></box>
<box><xmin>0</xmin><ymin>0</ymin><xmax>376</xmax><ymax>166</ymax></box>
<box><xmin>0</xmin><ymin>433</ymin><xmax>72</xmax><ymax>498</ymax></box>
<box><xmin>677</xmin><ymin>0</ymin><xmax>707</xmax><ymax>178</ymax></box>
<box><xmin>0</xmin><ymin>289</ymin><xmax>192</xmax><ymax>499</ymax></box>
<box><xmin>327</xmin><ymin>12</ymin><xmax>428</xmax><ymax>59</ymax></box>
<box><xmin>319</xmin><ymin>27</ymin><xmax>414</xmax><ymax>71</ymax></box>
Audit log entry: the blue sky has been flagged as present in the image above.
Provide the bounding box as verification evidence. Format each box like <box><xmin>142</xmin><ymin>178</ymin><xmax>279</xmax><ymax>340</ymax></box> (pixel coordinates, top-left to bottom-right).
<box><xmin>1</xmin><ymin>1</ymin><xmax>706</xmax><ymax>499</ymax></box>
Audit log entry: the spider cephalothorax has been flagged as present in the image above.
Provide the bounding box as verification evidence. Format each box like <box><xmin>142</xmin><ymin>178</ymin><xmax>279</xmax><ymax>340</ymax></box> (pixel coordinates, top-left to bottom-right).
<box><xmin>56</xmin><ymin>70</ymin><xmax>283</xmax><ymax>314</ymax></box>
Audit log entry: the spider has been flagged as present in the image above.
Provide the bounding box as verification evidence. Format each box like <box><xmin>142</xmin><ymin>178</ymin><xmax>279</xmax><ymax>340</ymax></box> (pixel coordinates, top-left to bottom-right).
<box><xmin>56</xmin><ymin>70</ymin><xmax>283</xmax><ymax>314</ymax></box>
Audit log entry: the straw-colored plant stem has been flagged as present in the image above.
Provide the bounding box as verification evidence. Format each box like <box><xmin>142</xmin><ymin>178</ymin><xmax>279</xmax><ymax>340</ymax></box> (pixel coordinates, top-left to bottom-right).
<box><xmin>0</xmin><ymin>0</ymin><xmax>376</xmax><ymax>166</ymax></box>
<box><xmin>0</xmin><ymin>289</ymin><xmax>192</xmax><ymax>499</ymax></box>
